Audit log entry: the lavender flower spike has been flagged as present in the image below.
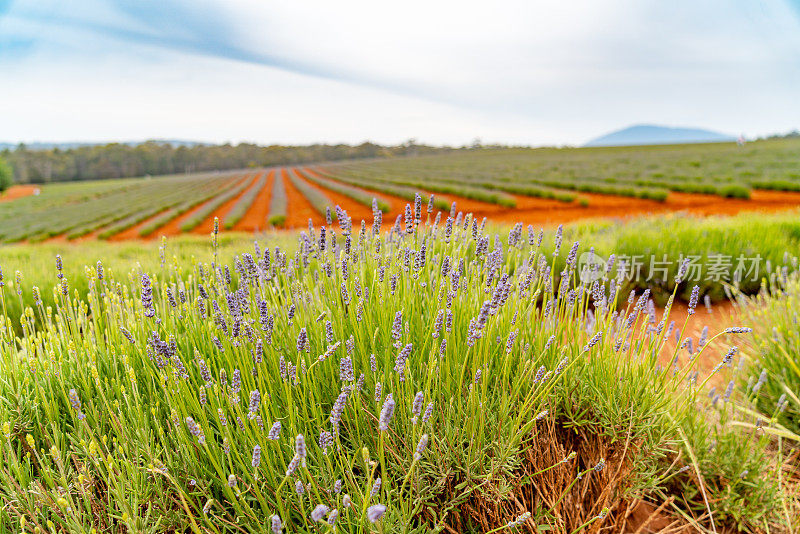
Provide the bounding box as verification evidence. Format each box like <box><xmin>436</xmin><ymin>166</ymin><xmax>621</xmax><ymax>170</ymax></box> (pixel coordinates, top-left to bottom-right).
<box><xmin>379</xmin><ymin>394</ymin><xmax>396</xmax><ymax>431</ymax></box>
<box><xmin>367</xmin><ymin>504</ymin><xmax>387</xmax><ymax>523</ymax></box>
<box><xmin>68</xmin><ymin>389</ymin><xmax>86</xmax><ymax>420</ymax></box>
<box><xmin>311</xmin><ymin>504</ymin><xmax>330</xmax><ymax>522</ymax></box>
<box><xmin>271</xmin><ymin>514</ymin><xmax>282</xmax><ymax>534</ymax></box>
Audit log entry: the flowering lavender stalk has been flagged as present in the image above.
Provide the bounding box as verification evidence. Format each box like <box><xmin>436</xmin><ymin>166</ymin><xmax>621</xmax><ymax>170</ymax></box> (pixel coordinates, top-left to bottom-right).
<box><xmin>394</xmin><ymin>343</ymin><xmax>412</xmax><ymax>381</ymax></box>
<box><xmin>367</xmin><ymin>504</ymin><xmax>387</xmax><ymax>523</ymax></box>
<box><xmin>339</xmin><ymin>356</ymin><xmax>355</xmax><ymax>382</ymax></box>
<box><xmin>141</xmin><ymin>273</ymin><xmax>155</xmax><ymax>318</ymax></box>
<box><xmin>327</xmin><ymin>508</ymin><xmax>339</xmax><ymax>526</ymax></box>
<box><xmin>185</xmin><ymin>417</ymin><xmax>205</xmax><ymax>445</ymax></box>
<box><xmin>582</xmin><ymin>331</ymin><xmax>603</xmax><ymax>352</ymax></box>
<box><xmin>553</xmin><ymin>225</ymin><xmax>563</xmax><ymax>256</ymax></box>
<box><xmin>370</xmin><ymin>477</ymin><xmax>382</xmax><ymax>497</ymax></box>
<box><xmin>330</xmin><ymin>390</ymin><xmax>348</xmax><ymax>432</ymax></box>
<box><xmin>411</xmin><ymin>391</ymin><xmax>424</xmax><ymax>423</ymax></box>
<box><xmin>68</xmin><ymin>389</ymin><xmax>86</xmax><ymax>420</ymax></box>
<box><xmin>270</xmin><ymin>515</ymin><xmax>282</xmax><ymax>534</ymax></box>
<box><xmin>414</xmin><ymin>434</ymin><xmax>429</xmax><ymax>460</ymax></box>
<box><xmin>422</xmin><ymin>401</ymin><xmax>434</xmax><ymax>424</ymax></box>
<box><xmin>296</xmin><ymin>328</ymin><xmax>308</xmax><ymax>353</ymax></box>
<box><xmin>286</xmin><ymin>456</ymin><xmax>300</xmax><ymax>477</ymax></box>
<box><xmin>723</xmin><ymin>327</ymin><xmax>753</xmax><ymax>334</ymax></box>
<box><xmin>379</xmin><ymin>394</ymin><xmax>395</xmax><ymax>431</ymax></box>
<box><xmin>248</xmin><ymin>390</ymin><xmax>260</xmax><ymax>419</ymax></box>
<box><xmin>507</xmin><ymin>512</ymin><xmax>531</xmax><ymax>528</ymax></box>
<box><xmin>252</xmin><ymin>445</ymin><xmax>262</xmax><ymax>468</ymax></box>
<box><xmin>311</xmin><ymin>504</ymin><xmax>330</xmax><ymax>522</ymax></box>
<box><xmin>295</xmin><ymin>434</ymin><xmax>307</xmax><ymax>464</ymax></box>
<box><xmin>687</xmin><ymin>285</ymin><xmax>700</xmax><ymax>315</ymax></box>
<box><xmin>268</xmin><ymin>421</ymin><xmax>281</xmax><ymax>440</ymax></box>
<box><xmin>594</xmin><ymin>458</ymin><xmax>606</xmax><ymax>472</ymax></box>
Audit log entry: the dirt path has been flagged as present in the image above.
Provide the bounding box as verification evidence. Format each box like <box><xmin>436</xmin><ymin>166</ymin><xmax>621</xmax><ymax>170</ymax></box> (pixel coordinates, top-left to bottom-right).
<box><xmin>283</xmin><ymin>168</ymin><xmax>327</xmax><ymax>228</ymax></box>
<box><xmin>231</xmin><ymin>170</ymin><xmax>274</xmax><ymax>233</ymax></box>
<box><xmin>0</xmin><ymin>184</ymin><xmax>39</xmax><ymax>202</ymax></box>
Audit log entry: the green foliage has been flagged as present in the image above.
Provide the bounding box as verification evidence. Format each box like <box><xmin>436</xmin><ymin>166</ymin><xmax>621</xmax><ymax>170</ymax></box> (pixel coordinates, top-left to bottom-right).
<box><xmin>178</xmin><ymin>176</ymin><xmax>254</xmax><ymax>232</ymax></box>
<box><xmin>297</xmin><ymin>169</ymin><xmax>392</xmax><ymax>212</ymax></box>
<box><xmin>0</xmin><ymin>213</ymin><xmax>789</xmax><ymax>533</ymax></box>
<box><xmin>736</xmin><ymin>270</ymin><xmax>800</xmax><ymax>441</ymax></box>
<box><xmin>0</xmin><ymin>157</ymin><xmax>11</xmax><ymax>193</ymax></box>
<box><xmin>4</xmin><ymin>141</ymin><xmax>451</xmax><ymax>184</ymax></box>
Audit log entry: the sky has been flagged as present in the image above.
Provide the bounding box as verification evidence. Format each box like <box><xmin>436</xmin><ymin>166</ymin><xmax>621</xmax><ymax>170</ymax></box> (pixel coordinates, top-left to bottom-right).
<box><xmin>0</xmin><ymin>0</ymin><xmax>799</xmax><ymax>146</ymax></box>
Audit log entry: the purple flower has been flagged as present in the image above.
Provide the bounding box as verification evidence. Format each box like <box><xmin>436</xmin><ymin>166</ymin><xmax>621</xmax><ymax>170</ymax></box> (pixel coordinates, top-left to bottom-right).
<box><xmin>268</xmin><ymin>421</ymin><xmax>281</xmax><ymax>440</ymax></box>
<box><xmin>379</xmin><ymin>394</ymin><xmax>395</xmax><ymax>431</ymax></box>
<box><xmin>271</xmin><ymin>514</ymin><xmax>282</xmax><ymax>534</ymax></box>
<box><xmin>311</xmin><ymin>504</ymin><xmax>330</xmax><ymax>522</ymax></box>
<box><xmin>370</xmin><ymin>477</ymin><xmax>381</xmax><ymax>497</ymax></box>
<box><xmin>414</xmin><ymin>434</ymin><xmax>429</xmax><ymax>461</ymax></box>
<box><xmin>248</xmin><ymin>390</ymin><xmax>261</xmax><ymax>419</ymax></box>
<box><xmin>68</xmin><ymin>389</ymin><xmax>85</xmax><ymax>420</ymax></box>
<box><xmin>367</xmin><ymin>504</ymin><xmax>387</xmax><ymax>523</ymax></box>
<box><xmin>185</xmin><ymin>417</ymin><xmax>205</xmax><ymax>445</ymax></box>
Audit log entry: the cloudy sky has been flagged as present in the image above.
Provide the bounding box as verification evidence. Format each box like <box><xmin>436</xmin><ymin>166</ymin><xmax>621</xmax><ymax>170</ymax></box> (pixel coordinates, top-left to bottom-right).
<box><xmin>1</xmin><ymin>0</ymin><xmax>799</xmax><ymax>146</ymax></box>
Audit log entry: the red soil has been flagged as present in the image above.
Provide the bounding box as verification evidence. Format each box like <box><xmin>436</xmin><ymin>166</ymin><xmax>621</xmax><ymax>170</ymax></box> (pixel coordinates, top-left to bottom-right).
<box><xmin>125</xmin><ymin>174</ymin><xmax>250</xmax><ymax>240</ymax></box>
<box><xmin>191</xmin><ymin>173</ymin><xmax>261</xmax><ymax>236</ymax></box>
<box><xmin>489</xmin><ymin>190</ymin><xmax>800</xmax><ymax>226</ymax></box>
<box><xmin>109</xmin><ymin>208</ymin><xmax>174</xmax><ymax>241</ymax></box>
<box><xmin>232</xmin><ymin>170</ymin><xmax>274</xmax><ymax>233</ymax></box>
<box><xmin>302</xmin><ymin>167</ymin><xmax>411</xmax><ymax>220</ymax></box>
<box><xmin>291</xmin><ymin>169</ymin><xmax>376</xmax><ymax>227</ymax></box>
<box><xmin>0</xmin><ymin>184</ymin><xmax>39</xmax><ymax>202</ymax></box>
<box><xmin>283</xmin><ymin>168</ymin><xmax>327</xmax><ymax>228</ymax></box>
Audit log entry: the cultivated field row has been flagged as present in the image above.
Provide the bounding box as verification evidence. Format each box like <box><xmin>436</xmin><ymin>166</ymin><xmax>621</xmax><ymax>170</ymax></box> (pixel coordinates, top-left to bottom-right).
<box><xmin>4</xmin><ymin>138</ymin><xmax>800</xmax><ymax>243</ymax></box>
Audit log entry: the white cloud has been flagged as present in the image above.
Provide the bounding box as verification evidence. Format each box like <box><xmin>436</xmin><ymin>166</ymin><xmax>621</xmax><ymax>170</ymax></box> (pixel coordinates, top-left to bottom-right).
<box><xmin>0</xmin><ymin>0</ymin><xmax>798</xmax><ymax>145</ymax></box>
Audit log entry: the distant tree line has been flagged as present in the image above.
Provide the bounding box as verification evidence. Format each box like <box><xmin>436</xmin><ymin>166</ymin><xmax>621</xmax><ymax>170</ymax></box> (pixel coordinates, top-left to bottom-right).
<box><xmin>1</xmin><ymin>140</ymin><xmax>451</xmax><ymax>184</ymax></box>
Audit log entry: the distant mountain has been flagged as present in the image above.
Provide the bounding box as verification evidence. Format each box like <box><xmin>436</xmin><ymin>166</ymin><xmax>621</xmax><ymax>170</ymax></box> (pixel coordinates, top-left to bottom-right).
<box><xmin>584</xmin><ymin>124</ymin><xmax>735</xmax><ymax>147</ymax></box>
<box><xmin>0</xmin><ymin>140</ymin><xmax>210</xmax><ymax>151</ymax></box>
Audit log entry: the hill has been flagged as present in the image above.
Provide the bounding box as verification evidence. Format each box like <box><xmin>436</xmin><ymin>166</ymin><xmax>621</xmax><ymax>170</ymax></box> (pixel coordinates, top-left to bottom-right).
<box><xmin>584</xmin><ymin>124</ymin><xmax>735</xmax><ymax>147</ymax></box>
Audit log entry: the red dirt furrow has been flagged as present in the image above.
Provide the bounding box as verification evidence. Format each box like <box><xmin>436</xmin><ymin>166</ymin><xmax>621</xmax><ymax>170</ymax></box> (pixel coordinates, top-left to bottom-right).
<box><xmin>135</xmin><ymin>174</ymin><xmax>249</xmax><ymax>239</ymax></box>
<box><xmin>283</xmin><ymin>168</ymin><xmax>326</xmax><ymax>229</ymax></box>
<box><xmin>0</xmin><ymin>184</ymin><xmax>39</xmax><ymax>202</ymax></box>
<box><xmin>232</xmin><ymin>170</ymin><xmax>274</xmax><ymax>233</ymax></box>
<box><xmin>109</xmin><ymin>207</ymin><xmax>175</xmax><ymax>241</ymax></box>
<box><xmin>303</xmin><ymin>167</ymin><xmax>414</xmax><ymax>222</ymax></box>
<box><xmin>310</xmin><ymin>167</ymin><xmax>506</xmax><ymax>224</ymax></box>
<box><xmin>191</xmin><ymin>174</ymin><xmax>260</xmax><ymax>236</ymax></box>
<box><xmin>291</xmin><ymin>168</ymin><xmax>374</xmax><ymax>226</ymax></box>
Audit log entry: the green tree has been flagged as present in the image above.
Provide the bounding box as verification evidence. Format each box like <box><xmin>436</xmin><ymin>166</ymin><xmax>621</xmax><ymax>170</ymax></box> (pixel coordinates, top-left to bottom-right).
<box><xmin>0</xmin><ymin>156</ymin><xmax>12</xmax><ymax>194</ymax></box>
